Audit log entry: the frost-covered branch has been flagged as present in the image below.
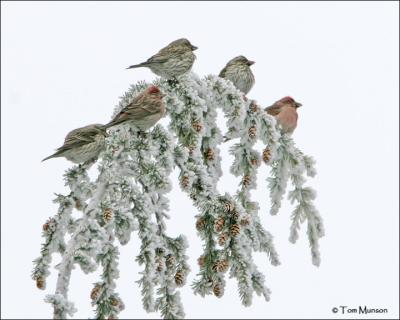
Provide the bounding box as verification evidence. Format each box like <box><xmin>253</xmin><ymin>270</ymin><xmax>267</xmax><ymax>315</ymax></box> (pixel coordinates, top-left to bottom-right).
<box><xmin>34</xmin><ymin>71</ymin><xmax>324</xmax><ymax>319</ymax></box>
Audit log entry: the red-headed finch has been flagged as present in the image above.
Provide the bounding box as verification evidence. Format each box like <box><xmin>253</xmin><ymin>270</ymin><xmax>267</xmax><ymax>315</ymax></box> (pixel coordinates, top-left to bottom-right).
<box><xmin>127</xmin><ymin>38</ymin><xmax>198</xmax><ymax>79</ymax></box>
<box><xmin>104</xmin><ymin>86</ymin><xmax>166</xmax><ymax>131</ymax></box>
<box><xmin>264</xmin><ymin>96</ymin><xmax>302</xmax><ymax>134</ymax></box>
<box><xmin>42</xmin><ymin>124</ymin><xmax>107</xmax><ymax>163</ymax></box>
<box><xmin>219</xmin><ymin>55</ymin><xmax>255</xmax><ymax>95</ymax></box>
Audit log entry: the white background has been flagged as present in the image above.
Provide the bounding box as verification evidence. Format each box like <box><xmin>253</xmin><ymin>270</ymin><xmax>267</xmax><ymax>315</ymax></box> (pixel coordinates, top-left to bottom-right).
<box><xmin>1</xmin><ymin>1</ymin><xmax>399</xmax><ymax>319</ymax></box>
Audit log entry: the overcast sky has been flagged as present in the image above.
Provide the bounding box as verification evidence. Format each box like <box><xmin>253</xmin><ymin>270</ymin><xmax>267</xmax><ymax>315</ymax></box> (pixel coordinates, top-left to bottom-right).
<box><xmin>2</xmin><ymin>1</ymin><xmax>399</xmax><ymax>319</ymax></box>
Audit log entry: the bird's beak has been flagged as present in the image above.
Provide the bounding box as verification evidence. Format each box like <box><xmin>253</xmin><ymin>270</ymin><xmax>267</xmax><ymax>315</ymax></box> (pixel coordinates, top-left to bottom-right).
<box><xmin>247</xmin><ymin>60</ymin><xmax>255</xmax><ymax>66</ymax></box>
<box><xmin>295</xmin><ymin>102</ymin><xmax>302</xmax><ymax>108</ymax></box>
<box><xmin>191</xmin><ymin>45</ymin><xmax>198</xmax><ymax>51</ymax></box>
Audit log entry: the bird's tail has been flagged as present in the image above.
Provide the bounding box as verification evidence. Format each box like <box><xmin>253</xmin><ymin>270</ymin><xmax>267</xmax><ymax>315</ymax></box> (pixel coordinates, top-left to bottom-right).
<box><xmin>42</xmin><ymin>152</ymin><xmax>61</xmax><ymax>162</ymax></box>
<box><xmin>102</xmin><ymin>120</ymin><xmax>122</xmax><ymax>130</ymax></box>
<box><xmin>126</xmin><ymin>62</ymin><xmax>147</xmax><ymax>70</ymax></box>
<box><xmin>102</xmin><ymin>122</ymin><xmax>114</xmax><ymax>130</ymax></box>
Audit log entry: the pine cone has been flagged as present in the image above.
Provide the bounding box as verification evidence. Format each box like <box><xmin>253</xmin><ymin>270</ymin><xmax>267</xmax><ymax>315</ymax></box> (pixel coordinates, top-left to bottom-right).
<box><xmin>249</xmin><ymin>102</ymin><xmax>259</xmax><ymax>113</ymax></box>
<box><xmin>213</xmin><ymin>283</ymin><xmax>224</xmax><ymax>298</ymax></box>
<box><xmin>180</xmin><ymin>174</ymin><xmax>190</xmax><ymax>189</ymax></box>
<box><xmin>103</xmin><ymin>208</ymin><xmax>113</xmax><ymax>223</ymax></box>
<box><xmin>110</xmin><ymin>297</ymin><xmax>119</xmax><ymax>307</ymax></box>
<box><xmin>242</xmin><ymin>175</ymin><xmax>251</xmax><ymax>188</ymax></box>
<box><xmin>42</xmin><ymin>219</ymin><xmax>53</xmax><ymax>232</ymax></box>
<box><xmin>212</xmin><ymin>260</ymin><xmax>229</xmax><ymax>273</ymax></box>
<box><xmin>156</xmin><ymin>257</ymin><xmax>164</xmax><ymax>272</ymax></box>
<box><xmin>262</xmin><ymin>147</ymin><xmax>271</xmax><ymax>163</ymax></box>
<box><xmin>108</xmin><ymin>315</ymin><xmax>117</xmax><ymax>320</ymax></box>
<box><xmin>36</xmin><ymin>277</ymin><xmax>45</xmax><ymax>290</ymax></box>
<box><xmin>174</xmin><ymin>270</ymin><xmax>185</xmax><ymax>287</ymax></box>
<box><xmin>90</xmin><ymin>285</ymin><xmax>102</xmax><ymax>300</ymax></box>
<box><xmin>192</xmin><ymin>120</ymin><xmax>203</xmax><ymax>132</ymax></box>
<box><xmin>223</xmin><ymin>201</ymin><xmax>235</xmax><ymax>213</ymax></box>
<box><xmin>195</xmin><ymin>218</ymin><xmax>206</xmax><ymax>231</ymax></box>
<box><xmin>231</xmin><ymin>209</ymin><xmax>239</xmax><ymax>220</ymax></box>
<box><xmin>205</xmin><ymin>148</ymin><xmax>215</xmax><ymax>161</ymax></box>
<box><xmin>214</xmin><ymin>217</ymin><xmax>225</xmax><ymax>232</ymax></box>
<box><xmin>218</xmin><ymin>233</ymin><xmax>228</xmax><ymax>246</ymax></box>
<box><xmin>248</xmin><ymin>126</ymin><xmax>257</xmax><ymax>138</ymax></box>
<box><xmin>198</xmin><ymin>255</ymin><xmax>205</xmax><ymax>268</ymax></box>
<box><xmin>230</xmin><ymin>224</ymin><xmax>241</xmax><ymax>237</ymax></box>
<box><xmin>74</xmin><ymin>198</ymin><xmax>82</xmax><ymax>210</ymax></box>
<box><xmin>250</xmin><ymin>158</ymin><xmax>259</xmax><ymax>166</ymax></box>
<box><xmin>166</xmin><ymin>254</ymin><xmax>175</xmax><ymax>268</ymax></box>
<box><xmin>240</xmin><ymin>216</ymin><xmax>250</xmax><ymax>226</ymax></box>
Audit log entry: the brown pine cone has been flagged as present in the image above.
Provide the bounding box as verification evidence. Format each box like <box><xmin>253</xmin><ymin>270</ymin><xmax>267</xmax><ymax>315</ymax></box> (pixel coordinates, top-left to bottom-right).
<box><xmin>192</xmin><ymin>120</ymin><xmax>203</xmax><ymax>132</ymax></box>
<box><xmin>214</xmin><ymin>217</ymin><xmax>225</xmax><ymax>232</ymax></box>
<box><xmin>212</xmin><ymin>260</ymin><xmax>229</xmax><ymax>273</ymax></box>
<box><xmin>156</xmin><ymin>257</ymin><xmax>164</xmax><ymax>272</ymax></box>
<box><xmin>248</xmin><ymin>126</ymin><xmax>256</xmax><ymax>138</ymax></box>
<box><xmin>240</xmin><ymin>216</ymin><xmax>250</xmax><ymax>226</ymax></box>
<box><xmin>230</xmin><ymin>224</ymin><xmax>241</xmax><ymax>237</ymax></box>
<box><xmin>198</xmin><ymin>255</ymin><xmax>205</xmax><ymax>268</ymax></box>
<box><xmin>36</xmin><ymin>277</ymin><xmax>45</xmax><ymax>290</ymax></box>
<box><xmin>181</xmin><ymin>174</ymin><xmax>190</xmax><ymax>188</ymax></box>
<box><xmin>249</xmin><ymin>102</ymin><xmax>259</xmax><ymax>113</ymax></box>
<box><xmin>90</xmin><ymin>285</ymin><xmax>102</xmax><ymax>300</ymax></box>
<box><xmin>110</xmin><ymin>297</ymin><xmax>119</xmax><ymax>307</ymax></box>
<box><xmin>205</xmin><ymin>148</ymin><xmax>215</xmax><ymax>161</ymax></box>
<box><xmin>195</xmin><ymin>218</ymin><xmax>206</xmax><ymax>231</ymax></box>
<box><xmin>242</xmin><ymin>175</ymin><xmax>251</xmax><ymax>187</ymax></box>
<box><xmin>250</xmin><ymin>158</ymin><xmax>259</xmax><ymax>166</ymax></box>
<box><xmin>103</xmin><ymin>208</ymin><xmax>113</xmax><ymax>223</ymax></box>
<box><xmin>262</xmin><ymin>147</ymin><xmax>271</xmax><ymax>163</ymax></box>
<box><xmin>218</xmin><ymin>233</ymin><xmax>228</xmax><ymax>246</ymax></box>
<box><xmin>166</xmin><ymin>254</ymin><xmax>175</xmax><ymax>268</ymax></box>
<box><xmin>42</xmin><ymin>219</ymin><xmax>53</xmax><ymax>232</ymax></box>
<box><xmin>174</xmin><ymin>270</ymin><xmax>185</xmax><ymax>287</ymax></box>
<box><xmin>213</xmin><ymin>283</ymin><xmax>224</xmax><ymax>298</ymax></box>
<box><xmin>223</xmin><ymin>201</ymin><xmax>235</xmax><ymax>213</ymax></box>
<box><xmin>74</xmin><ymin>198</ymin><xmax>82</xmax><ymax>210</ymax></box>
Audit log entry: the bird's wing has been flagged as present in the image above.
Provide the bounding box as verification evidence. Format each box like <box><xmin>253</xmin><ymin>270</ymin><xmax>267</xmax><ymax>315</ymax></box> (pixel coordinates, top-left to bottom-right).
<box><xmin>264</xmin><ymin>105</ymin><xmax>281</xmax><ymax>116</ymax></box>
<box><xmin>125</xmin><ymin>101</ymin><xmax>159</xmax><ymax>117</ymax></box>
<box><xmin>61</xmin><ymin>128</ymin><xmax>96</xmax><ymax>150</ymax></box>
<box><xmin>147</xmin><ymin>45</ymin><xmax>183</xmax><ymax>64</ymax></box>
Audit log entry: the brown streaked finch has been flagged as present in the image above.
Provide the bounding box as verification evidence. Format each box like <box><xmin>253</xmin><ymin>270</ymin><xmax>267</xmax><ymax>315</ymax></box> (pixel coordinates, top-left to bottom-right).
<box><xmin>264</xmin><ymin>96</ymin><xmax>302</xmax><ymax>134</ymax></box>
<box><xmin>219</xmin><ymin>56</ymin><xmax>255</xmax><ymax>95</ymax></box>
<box><xmin>42</xmin><ymin>124</ymin><xmax>107</xmax><ymax>163</ymax></box>
<box><xmin>126</xmin><ymin>38</ymin><xmax>198</xmax><ymax>79</ymax></box>
<box><xmin>104</xmin><ymin>86</ymin><xmax>166</xmax><ymax>131</ymax></box>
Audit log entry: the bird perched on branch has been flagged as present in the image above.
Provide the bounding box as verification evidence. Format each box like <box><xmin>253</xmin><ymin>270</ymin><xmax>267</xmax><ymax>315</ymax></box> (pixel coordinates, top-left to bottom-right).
<box><xmin>126</xmin><ymin>38</ymin><xmax>198</xmax><ymax>79</ymax></box>
<box><xmin>264</xmin><ymin>96</ymin><xmax>302</xmax><ymax>134</ymax></box>
<box><xmin>104</xmin><ymin>86</ymin><xmax>166</xmax><ymax>131</ymax></box>
<box><xmin>42</xmin><ymin>124</ymin><xmax>107</xmax><ymax>163</ymax></box>
<box><xmin>219</xmin><ymin>55</ymin><xmax>255</xmax><ymax>95</ymax></box>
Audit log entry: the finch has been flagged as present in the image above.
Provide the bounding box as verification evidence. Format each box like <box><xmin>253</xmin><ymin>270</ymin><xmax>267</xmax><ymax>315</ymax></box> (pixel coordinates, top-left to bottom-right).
<box><xmin>42</xmin><ymin>124</ymin><xmax>107</xmax><ymax>163</ymax></box>
<box><xmin>126</xmin><ymin>38</ymin><xmax>198</xmax><ymax>79</ymax></box>
<box><xmin>219</xmin><ymin>55</ymin><xmax>255</xmax><ymax>95</ymax></box>
<box><xmin>104</xmin><ymin>85</ymin><xmax>166</xmax><ymax>131</ymax></box>
<box><xmin>264</xmin><ymin>96</ymin><xmax>302</xmax><ymax>134</ymax></box>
